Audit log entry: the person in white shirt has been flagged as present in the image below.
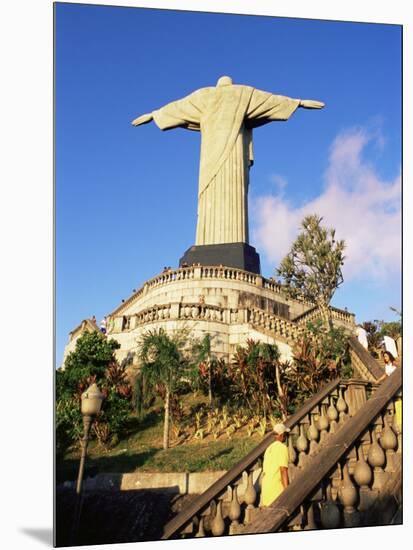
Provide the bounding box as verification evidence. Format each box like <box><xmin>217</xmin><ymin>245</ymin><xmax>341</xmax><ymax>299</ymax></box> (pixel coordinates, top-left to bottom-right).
<box><xmin>99</xmin><ymin>317</ymin><xmax>107</xmax><ymax>334</ymax></box>
<box><xmin>378</xmin><ymin>350</ymin><xmax>398</xmax><ymax>381</ymax></box>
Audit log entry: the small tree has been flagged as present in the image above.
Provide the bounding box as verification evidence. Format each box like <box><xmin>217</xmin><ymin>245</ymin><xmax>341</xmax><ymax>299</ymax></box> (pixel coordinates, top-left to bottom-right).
<box><xmin>59</xmin><ymin>331</ymin><xmax>121</xmax><ymax>398</ymax></box>
<box><xmin>56</xmin><ymin>331</ymin><xmax>133</xmax><ymax>454</ymax></box>
<box><xmin>362</xmin><ymin>316</ymin><xmax>402</xmax><ymax>358</ymax></box>
<box><xmin>277</xmin><ymin>214</ymin><xmax>345</xmax><ymax>330</ymax></box>
<box><xmin>136</xmin><ymin>328</ymin><xmax>198</xmax><ymax>450</ymax></box>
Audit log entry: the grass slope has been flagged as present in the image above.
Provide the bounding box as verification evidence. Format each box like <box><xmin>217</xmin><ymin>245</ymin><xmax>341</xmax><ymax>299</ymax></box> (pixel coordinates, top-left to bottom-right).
<box><xmin>57</xmin><ymin>393</ymin><xmax>264</xmax><ymax>482</ymax></box>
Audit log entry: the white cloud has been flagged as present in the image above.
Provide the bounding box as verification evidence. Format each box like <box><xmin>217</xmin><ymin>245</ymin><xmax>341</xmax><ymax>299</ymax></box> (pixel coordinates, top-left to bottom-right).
<box><xmin>252</xmin><ymin>126</ymin><xmax>401</xmax><ymax>283</ymax></box>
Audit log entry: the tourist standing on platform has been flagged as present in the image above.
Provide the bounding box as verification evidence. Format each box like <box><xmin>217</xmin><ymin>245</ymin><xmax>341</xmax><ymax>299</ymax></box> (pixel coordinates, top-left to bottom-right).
<box><xmin>99</xmin><ymin>317</ymin><xmax>107</xmax><ymax>334</ymax></box>
<box><xmin>378</xmin><ymin>350</ymin><xmax>398</xmax><ymax>380</ymax></box>
<box><xmin>260</xmin><ymin>423</ymin><xmax>290</xmax><ymax>507</ymax></box>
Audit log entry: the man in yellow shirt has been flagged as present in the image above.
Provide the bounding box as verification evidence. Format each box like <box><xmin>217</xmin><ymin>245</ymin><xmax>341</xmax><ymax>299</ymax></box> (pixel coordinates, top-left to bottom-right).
<box><xmin>260</xmin><ymin>423</ymin><xmax>290</xmax><ymax>506</ymax></box>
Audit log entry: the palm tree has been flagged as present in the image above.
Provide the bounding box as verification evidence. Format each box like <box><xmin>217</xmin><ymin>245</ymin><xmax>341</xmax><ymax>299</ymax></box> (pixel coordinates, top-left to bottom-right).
<box><xmin>137</xmin><ymin>328</ymin><xmax>193</xmax><ymax>450</ymax></box>
<box><xmin>193</xmin><ymin>333</ymin><xmax>216</xmax><ymax>408</ymax></box>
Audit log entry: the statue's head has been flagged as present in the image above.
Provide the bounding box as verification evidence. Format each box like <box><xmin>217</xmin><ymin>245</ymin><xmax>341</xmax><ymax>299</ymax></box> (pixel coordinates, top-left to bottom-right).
<box><xmin>216</xmin><ymin>76</ymin><xmax>233</xmax><ymax>87</ymax></box>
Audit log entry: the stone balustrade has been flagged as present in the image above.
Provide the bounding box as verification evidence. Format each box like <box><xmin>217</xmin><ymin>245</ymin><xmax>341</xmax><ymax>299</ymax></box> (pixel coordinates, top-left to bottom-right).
<box><xmin>244</xmin><ymin>369</ymin><xmax>402</xmax><ymax>534</ymax></box>
<box><xmin>109</xmin><ymin>303</ymin><xmax>309</xmax><ymax>345</ymax></box>
<box><xmin>293</xmin><ymin>305</ymin><xmax>355</xmax><ymax>328</ymax></box>
<box><xmin>162</xmin><ymin>370</ymin><xmax>401</xmax><ymax>539</ymax></box>
<box><xmin>200</xmin><ymin>266</ymin><xmax>261</xmax><ymax>285</ymax></box>
<box><xmin>109</xmin><ymin>266</ymin><xmax>355</xmax><ymax>333</ymax></box>
<box><xmin>145</xmin><ymin>266</ymin><xmax>197</xmax><ymax>289</ymax></box>
<box><xmin>108</xmin><ymin>266</ymin><xmax>314</xmax><ymax>318</ymax></box>
<box><xmin>247</xmin><ymin>308</ymin><xmax>305</xmax><ymax>342</ymax></box>
<box><xmin>348</xmin><ymin>337</ymin><xmax>384</xmax><ymax>382</ymax></box>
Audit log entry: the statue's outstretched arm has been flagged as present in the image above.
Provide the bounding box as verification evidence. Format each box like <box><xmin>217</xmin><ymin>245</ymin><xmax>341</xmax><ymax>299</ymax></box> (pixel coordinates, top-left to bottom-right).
<box><xmin>299</xmin><ymin>100</ymin><xmax>325</xmax><ymax>109</ymax></box>
<box><xmin>131</xmin><ymin>113</ymin><xmax>154</xmax><ymax>126</ymax></box>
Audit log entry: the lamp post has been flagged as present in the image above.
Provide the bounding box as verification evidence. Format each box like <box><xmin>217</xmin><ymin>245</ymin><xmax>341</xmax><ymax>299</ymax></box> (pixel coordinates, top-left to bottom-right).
<box><xmin>76</xmin><ymin>383</ymin><xmax>104</xmax><ymax>493</ymax></box>
<box><xmin>71</xmin><ymin>383</ymin><xmax>104</xmax><ymax>544</ymax></box>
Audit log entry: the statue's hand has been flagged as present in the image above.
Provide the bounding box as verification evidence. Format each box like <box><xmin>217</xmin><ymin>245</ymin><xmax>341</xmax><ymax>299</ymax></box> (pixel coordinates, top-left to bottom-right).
<box><xmin>131</xmin><ymin>113</ymin><xmax>153</xmax><ymax>126</ymax></box>
<box><xmin>299</xmin><ymin>100</ymin><xmax>325</xmax><ymax>109</ymax></box>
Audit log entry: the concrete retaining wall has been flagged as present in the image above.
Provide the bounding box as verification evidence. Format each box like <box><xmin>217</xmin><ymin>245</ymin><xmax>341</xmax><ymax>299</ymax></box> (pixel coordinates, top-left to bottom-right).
<box><xmin>62</xmin><ymin>471</ymin><xmax>227</xmax><ymax>494</ymax></box>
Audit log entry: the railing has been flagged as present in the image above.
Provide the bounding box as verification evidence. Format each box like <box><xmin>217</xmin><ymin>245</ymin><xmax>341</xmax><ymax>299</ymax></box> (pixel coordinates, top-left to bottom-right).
<box><xmin>200</xmin><ymin>266</ymin><xmax>260</xmax><ymax>285</ymax></box>
<box><xmin>162</xmin><ymin>377</ymin><xmax>348</xmax><ymax>539</ymax></box>
<box><xmin>292</xmin><ymin>305</ymin><xmax>355</xmax><ymax>328</ymax></box>
<box><xmin>109</xmin><ymin>303</ymin><xmax>308</xmax><ymax>345</ymax></box>
<box><xmin>245</xmin><ymin>368</ymin><xmax>402</xmax><ymax>533</ymax></box>
<box><xmin>108</xmin><ymin>266</ymin><xmax>311</xmax><ymax>318</ymax></box>
<box><xmin>162</xmin><ymin>370</ymin><xmax>401</xmax><ymax>538</ymax></box>
<box><xmin>349</xmin><ymin>337</ymin><xmax>384</xmax><ymax>382</ymax></box>
<box><xmin>134</xmin><ymin>304</ymin><xmax>172</xmax><ymax>325</ymax></box>
<box><xmin>247</xmin><ymin>308</ymin><xmax>305</xmax><ymax>342</ymax></box>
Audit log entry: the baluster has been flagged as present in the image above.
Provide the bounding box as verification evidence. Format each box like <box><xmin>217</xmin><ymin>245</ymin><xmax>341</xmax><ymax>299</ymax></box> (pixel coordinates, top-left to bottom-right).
<box><xmin>296</xmin><ymin>423</ymin><xmax>309</xmax><ymax>468</ymax></box>
<box><xmin>228</xmin><ymin>485</ymin><xmax>241</xmax><ymax>534</ymax></box>
<box><xmin>330</xmin><ymin>462</ymin><xmax>342</xmax><ymax>501</ymax></box>
<box><xmin>327</xmin><ymin>396</ymin><xmax>339</xmax><ymax>434</ymax></box>
<box><xmin>303</xmin><ymin>501</ymin><xmax>317</xmax><ymax>530</ymax></box>
<box><xmin>353</xmin><ymin>442</ymin><xmax>373</xmax><ymax>515</ymax></box>
<box><xmin>288</xmin><ymin>434</ymin><xmax>297</xmax><ymax>464</ymax></box>
<box><xmin>243</xmin><ymin>471</ymin><xmax>257</xmax><ymax>524</ymax></box>
<box><xmin>317</xmin><ymin>405</ymin><xmax>330</xmax><ymax>444</ymax></box>
<box><xmin>211</xmin><ymin>500</ymin><xmax>225</xmax><ymax>536</ymax></box>
<box><xmin>319</xmin><ymin>484</ymin><xmax>341</xmax><ymax>529</ymax></box>
<box><xmin>374</xmin><ymin>414</ymin><xmax>384</xmax><ymax>439</ymax></box>
<box><xmin>367</xmin><ymin>426</ymin><xmax>387</xmax><ymax>492</ymax></box>
<box><xmin>195</xmin><ymin>516</ymin><xmax>205</xmax><ymax>537</ymax></box>
<box><xmin>307</xmin><ymin>411</ymin><xmax>320</xmax><ymax>456</ymax></box>
<box><xmin>380</xmin><ymin>412</ymin><xmax>397</xmax><ymax>473</ymax></box>
<box><xmin>288</xmin><ymin>435</ymin><xmax>298</xmax><ymax>481</ymax></box>
<box><xmin>338</xmin><ymin>462</ymin><xmax>360</xmax><ymax>527</ymax></box>
<box><xmin>336</xmin><ymin>387</ymin><xmax>348</xmax><ymax>423</ymax></box>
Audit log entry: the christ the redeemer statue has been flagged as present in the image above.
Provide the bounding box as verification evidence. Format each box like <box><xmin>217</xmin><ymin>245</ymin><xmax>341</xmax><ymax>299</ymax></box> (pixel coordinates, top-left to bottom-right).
<box><xmin>132</xmin><ymin>76</ymin><xmax>324</xmax><ymax>273</ymax></box>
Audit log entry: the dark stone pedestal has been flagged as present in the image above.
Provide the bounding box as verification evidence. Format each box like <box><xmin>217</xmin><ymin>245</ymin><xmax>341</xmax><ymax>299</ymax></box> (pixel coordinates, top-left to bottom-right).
<box><xmin>179</xmin><ymin>242</ymin><xmax>261</xmax><ymax>274</ymax></box>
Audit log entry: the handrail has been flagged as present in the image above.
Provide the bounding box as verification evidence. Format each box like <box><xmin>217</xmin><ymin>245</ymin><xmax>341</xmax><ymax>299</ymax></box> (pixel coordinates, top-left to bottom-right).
<box><xmin>246</xmin><ymin>368</ymin><xmax>402</xmax><ymax>533</ymax></box>
<box><xmin>162</xmin><ymin>377</ymin><xmax>341</xmax><ymax>539</ymax></box>
<box><xmin>108</xmin><ymin>304</ymin><xmax>304</xmax><ymax>344</ymax></box>
<box><xmin>349</xmin><ymin>336</ymin><xmax>384</xmax><ymax>381</ymax></box>
<box><xmin>292</xmin><ymin>305</ymin><xmax>355</xmax><ymax>326</ymax></box>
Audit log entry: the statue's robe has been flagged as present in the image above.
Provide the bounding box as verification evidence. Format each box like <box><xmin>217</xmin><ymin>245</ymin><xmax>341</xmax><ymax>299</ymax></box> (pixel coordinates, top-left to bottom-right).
<box><xmin>152</xmin><ymin>85</ymin><xmax>300</xmax><ymax>246</ymax></box>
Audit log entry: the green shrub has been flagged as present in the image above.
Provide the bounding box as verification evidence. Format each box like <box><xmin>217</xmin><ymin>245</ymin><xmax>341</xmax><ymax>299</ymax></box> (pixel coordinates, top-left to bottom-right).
<box><xmin>56</xmin><ymin>332</ymin><xmax>133</xmax><ymax>454</ymax></box>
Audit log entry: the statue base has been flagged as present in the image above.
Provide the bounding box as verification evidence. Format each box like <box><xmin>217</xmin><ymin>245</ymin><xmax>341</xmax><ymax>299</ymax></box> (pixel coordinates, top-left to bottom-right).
<box><xmin>179</xmin><ymin>242</ymin><xmax>261</xmax><ymax>274</ymax></box>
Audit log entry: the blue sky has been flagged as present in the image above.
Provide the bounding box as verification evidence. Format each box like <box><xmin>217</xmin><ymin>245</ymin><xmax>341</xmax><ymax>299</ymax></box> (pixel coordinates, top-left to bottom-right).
<box><xmin>55</xmin><ymin>3</ymin><xmax>401</xmax><ymax>366</ymax></box>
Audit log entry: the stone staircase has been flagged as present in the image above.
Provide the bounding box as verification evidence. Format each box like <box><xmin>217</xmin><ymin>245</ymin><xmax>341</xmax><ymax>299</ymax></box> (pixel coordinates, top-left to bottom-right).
<box><xmin>161</xmin><ymin>348</ymin><xmax>402</xmax><ymax>539</ymax></box>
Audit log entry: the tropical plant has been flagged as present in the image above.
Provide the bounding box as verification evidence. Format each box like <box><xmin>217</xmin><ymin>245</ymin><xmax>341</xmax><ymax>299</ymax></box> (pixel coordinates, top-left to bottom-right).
<box><xmin>136</xmin><ymin>328</ymin><xmax>199</xmax><ymax>449</ymax></box>
<box><xmin>284</xmin><ymin>322</ymin><xmax>351</xmax><ymax>405</ymax></box>
<box><xmin>277</xmin><ymin>214</ymin><xmax>345</xmax><ymax>330</ymax></box>
<box><xmin>229</xmin><ymin>340</ymin><xmax>282</xmax><ymax>417</ymax></box>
